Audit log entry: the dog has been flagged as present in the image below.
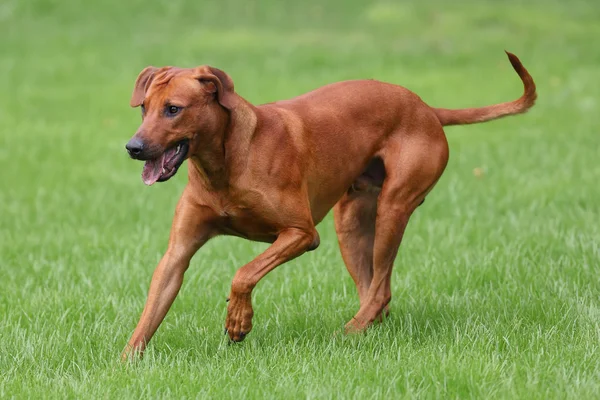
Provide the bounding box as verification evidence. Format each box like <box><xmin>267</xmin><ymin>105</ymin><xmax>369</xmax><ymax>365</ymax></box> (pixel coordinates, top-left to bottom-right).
<box><xmin>121</xmin><ymin>51</ymin><xmax>536</xmax><ymax>359</ymax></box>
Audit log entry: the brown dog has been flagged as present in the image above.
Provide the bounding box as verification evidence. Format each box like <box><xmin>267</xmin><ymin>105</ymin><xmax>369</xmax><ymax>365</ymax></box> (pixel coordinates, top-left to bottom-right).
<box><xmin>121</xmin><ymin>52</ymin><xmax>536</xmax><ymax>359</ymax></box>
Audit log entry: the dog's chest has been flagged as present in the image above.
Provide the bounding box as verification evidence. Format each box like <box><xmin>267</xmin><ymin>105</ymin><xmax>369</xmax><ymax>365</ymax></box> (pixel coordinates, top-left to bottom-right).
<box><xmin>216</xmin><ymin>205</ymin><xmax>279</xmax><ymax>244</ymax></box>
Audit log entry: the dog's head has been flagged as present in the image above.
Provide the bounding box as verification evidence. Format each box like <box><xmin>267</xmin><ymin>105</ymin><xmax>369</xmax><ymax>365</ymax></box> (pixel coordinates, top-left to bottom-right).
<box><xmin>126</xmin><ymin>65</ymin><xmax>236</xmax><ymax>185</ymax></box>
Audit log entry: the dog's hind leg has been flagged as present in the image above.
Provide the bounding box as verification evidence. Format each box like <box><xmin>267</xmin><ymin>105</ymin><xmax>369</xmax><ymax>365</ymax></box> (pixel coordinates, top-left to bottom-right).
<box><xmin>345</xmin><ymin>126</ymin><xmax>449</xmax><ymax>333</ymax></box>
<box><xmin>334</xmin><ymin>190</ymin><xmax>378</xmax><ymax>308</ymax></box>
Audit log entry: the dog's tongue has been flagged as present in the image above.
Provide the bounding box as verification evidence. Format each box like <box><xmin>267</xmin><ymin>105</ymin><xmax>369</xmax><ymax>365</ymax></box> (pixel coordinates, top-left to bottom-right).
<box><xmin>142</xmin><ymin>154</ymin><xmax>166</xmax><ymax>186</ymax></box>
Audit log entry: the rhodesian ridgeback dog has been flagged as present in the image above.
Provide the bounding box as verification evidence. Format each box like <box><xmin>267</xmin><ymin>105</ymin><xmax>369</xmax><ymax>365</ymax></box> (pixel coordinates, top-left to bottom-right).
<box><xmin>122</xmin><ymin>51</ymin><xmax>536</xmax><ymax>359</ymax></box>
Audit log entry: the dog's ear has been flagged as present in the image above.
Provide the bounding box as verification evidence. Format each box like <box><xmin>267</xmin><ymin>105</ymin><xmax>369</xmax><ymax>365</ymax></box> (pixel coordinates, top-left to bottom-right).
<box><xmin>130</xmin><ymin>66</ymin><xmax>158</xmax><ymax>107</ymax></box>
<box><xmin>197</xmin><ymin>67</ymin><xmax>237</xmax><ymax>110</ymax></box>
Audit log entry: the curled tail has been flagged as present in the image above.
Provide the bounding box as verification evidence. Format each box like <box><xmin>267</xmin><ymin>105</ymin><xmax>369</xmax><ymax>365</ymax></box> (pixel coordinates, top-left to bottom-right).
<box><xmin>433</xmin><ymin>51</ymin><xmax>537</xmax><ymax>126</ymax></box>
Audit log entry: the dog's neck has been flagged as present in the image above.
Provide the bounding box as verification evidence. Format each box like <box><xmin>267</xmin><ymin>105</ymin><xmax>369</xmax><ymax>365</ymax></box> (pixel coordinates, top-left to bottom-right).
<box><xmin>189</xmin><ymin>139</ymin><xmax>227</xmax><ymax>190</ymax></box>
<box><xmin>189</xmin><ymin>98</ymin><xmax>258</xmax><ymax>191</ymax></box>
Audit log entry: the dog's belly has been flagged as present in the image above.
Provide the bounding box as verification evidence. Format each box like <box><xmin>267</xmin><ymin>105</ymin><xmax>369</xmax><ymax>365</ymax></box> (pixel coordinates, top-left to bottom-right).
<box><xmin>309</xmin><ymin>156</ymin><xmax>385</xmax><ymax>224</ymax></box>
<box><xmin>351</xmin><ymin>157</ymin><xmax>385</xmax><ymax>192</ymax></box>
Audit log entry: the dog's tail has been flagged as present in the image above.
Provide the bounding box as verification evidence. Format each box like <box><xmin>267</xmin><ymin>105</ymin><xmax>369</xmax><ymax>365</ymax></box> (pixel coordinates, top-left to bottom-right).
<box><xmin>432</xmin><ymin>51</ymin><xmax>537</xmax><ymax>126</ymax></box>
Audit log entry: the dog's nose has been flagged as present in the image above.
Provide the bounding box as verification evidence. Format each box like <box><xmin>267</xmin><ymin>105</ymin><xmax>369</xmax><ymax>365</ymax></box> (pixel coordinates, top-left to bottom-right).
<box><xmin>126</xmin><ymin>137</ymin><xmax>145</xmax><ymax>157</ymax></box>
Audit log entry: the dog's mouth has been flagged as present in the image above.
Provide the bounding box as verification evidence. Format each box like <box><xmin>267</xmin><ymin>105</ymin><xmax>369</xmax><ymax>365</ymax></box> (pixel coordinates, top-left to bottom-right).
<box><xmin>141</xmin><ymin>140</ymin><xmax>189</xmax><ymax>185</ymax></box>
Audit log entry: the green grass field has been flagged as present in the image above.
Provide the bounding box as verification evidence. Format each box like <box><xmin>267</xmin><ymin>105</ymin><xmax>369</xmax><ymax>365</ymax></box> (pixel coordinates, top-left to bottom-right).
<box><xmin>1</xmin><ymin>0</ymin><xmax>599</xmax><ymax>398</ymax></box>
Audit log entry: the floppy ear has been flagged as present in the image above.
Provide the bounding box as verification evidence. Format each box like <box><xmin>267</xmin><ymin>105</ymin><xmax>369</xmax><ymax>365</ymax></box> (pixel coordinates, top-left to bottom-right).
<box><xmin>197</xmin><ymin>67</ymin><xmax>237</xmax><ymax>110</ymax></box>
<box><xmin>130</xmin><ymin>66</ymin><xmax>158</xmax><ymax>107</ymax></box>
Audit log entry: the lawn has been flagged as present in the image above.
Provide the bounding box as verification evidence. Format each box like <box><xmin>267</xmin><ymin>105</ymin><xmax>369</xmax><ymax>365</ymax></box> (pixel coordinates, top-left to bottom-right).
<box><xmin>1</xmin><ymin>0</ymin><xmax>599</xmax><ymax>398</ymax></box>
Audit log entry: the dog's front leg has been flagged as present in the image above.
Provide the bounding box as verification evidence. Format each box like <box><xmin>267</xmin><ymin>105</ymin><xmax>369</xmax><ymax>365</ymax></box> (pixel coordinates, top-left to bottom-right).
<box><xmin>225</xmin><ymin>227</ymin><xmax>318</xmax><ymax>342</ymax></box>
<box><xmin>121</xmin><ymin>192</ymin><xmax>216</xmax><ymax>360</ymax></box>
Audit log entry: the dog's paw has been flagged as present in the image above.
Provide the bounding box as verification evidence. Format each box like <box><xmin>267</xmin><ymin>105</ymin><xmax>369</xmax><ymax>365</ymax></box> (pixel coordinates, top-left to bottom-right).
<box><xmin>224</xmin><ymin>294</ymin><xmax>254</xmax><ymax>342</ymax></box>
<box><xmin>120</xmin><ymin>343</ymin><xmax>144</xmax><ymax>362</ymax></box>
<box><xmin>344</xmin><ymin>318</ymin><xmax>369</xmax><ymax>335</ymax></box>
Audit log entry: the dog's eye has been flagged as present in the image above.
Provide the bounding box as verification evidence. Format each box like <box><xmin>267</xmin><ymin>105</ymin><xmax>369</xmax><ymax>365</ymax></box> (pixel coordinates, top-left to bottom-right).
<box><xmin>166</xmin><ymin>105</ymin><xmax>180</xmax><ymax>116</ymax></box>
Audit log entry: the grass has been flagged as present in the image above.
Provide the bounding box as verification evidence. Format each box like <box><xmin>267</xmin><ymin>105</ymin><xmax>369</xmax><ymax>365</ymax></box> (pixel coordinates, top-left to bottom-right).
<box><xmin>1</xmin><ymin>0</ymin><xmax>599</xmax><ymax>398</ymax></box>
